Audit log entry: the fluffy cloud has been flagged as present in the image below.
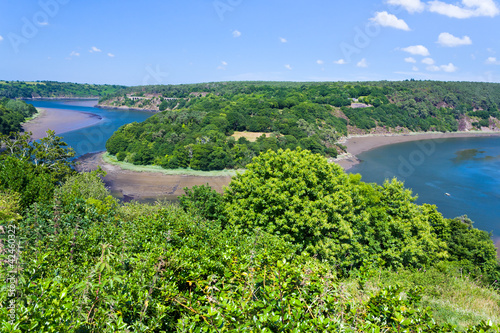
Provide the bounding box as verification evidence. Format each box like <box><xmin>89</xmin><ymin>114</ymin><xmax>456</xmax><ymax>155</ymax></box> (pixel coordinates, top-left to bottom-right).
<box><xmin>280</xmin><ymin>37</ymin><xmax>287</xmax><ymax>43</ymax></box>
<box><xmin>107</xmin><ymin>53</ymin><xmax>115</xmax><ymax>58</ymax></box>
<box><xmin>422</xmin><ymin>57</ymin><xmax>435</xmax><ymax>65</ymax></box>
<box><xmin>284</xmin><ymin>64</ymin><xmax>292</xmax><ymax>70</ymax></box>
<box><xmin>316</xmin><ymin>60</ymin><xmax>324</xmax><ymax>65</ymax></box>
<box><xmin>334</xmin><ymin>59</ymin><xmax>347</xmax><ymax>64</ymax></box>
<box><xmin>437</xmin><ymin>32</ymin><xmax>472</xmax><ymax>47</ymax></box>
<box><xmin>485</xmin><ymin>57</ymin><xmax>500</xmax><ymax>64</ymax></box>
<box><xmin>232</xmin><ymin>30</ymin><xmax>241</xmax><ymax>38</ymax></box>
<box><xmin>0</xmin><ymin>35</ymin><xmax>4</xmax><ymax>41</ymax></box>
<box><xmin>441</xmin><ymin>63</ymin><xmax>458</xmax><ymax>72</ymax></box>
<box><xmin>370</xmin><ymin>11</ymin><xmax>411</xmax><ymax>30</ymax></box>
<box><xmin>357</xmin><ymin>58</ymin><xmax>368</xmax><ymax>68</ymax></box>
<box><xmin>386</xmin><ymin>0</ymin><xmax>425</xmax><ymax>13</ymax></box>
<box><xmin>428</xmin><ymin>0</ymin><xmax>499</xmax><ymax>18</ymax></box>
<box><xmin>405</xmin><ymin>57</ymin><xmax>417</xmax><ymax>63</ymax></box>
<box><xmin>426</xmin><ymin>63</ymin><xmax>458</xmax><ymax>72</ymax></box>
<box><xmin>70</xmin><ymin>51</ymin><xmax>80</xmax><ymax>57</ymax></box>
<box><xmin>89</xmin><ymin>46</ymin><xmax>101</xmax><ymax>53</ymax></box>
<box><xmin>402</xmin><ymin>45</ymin><xmax>430</xmax><ymax>56</ymax></box>
<box><xmin>221</xmin><ymin>61</ymin><xmax>228</xmax><ymax>66</ymax></box>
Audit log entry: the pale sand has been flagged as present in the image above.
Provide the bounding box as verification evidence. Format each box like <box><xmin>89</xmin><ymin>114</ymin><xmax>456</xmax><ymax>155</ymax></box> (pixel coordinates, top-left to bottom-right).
<box><xmin>335</xmin><ymin>131</ymin><xmax>500</xmax><ymax>170</ymax></box>
<box><xmin>75</xmin><ymin>152</ymin><xmax>232</xmax><ymax>202</ymax></box>
<box><xmin>22</xmin><ymin>108</ymin><xmax>102</xmax><ymax>140</ymax></box>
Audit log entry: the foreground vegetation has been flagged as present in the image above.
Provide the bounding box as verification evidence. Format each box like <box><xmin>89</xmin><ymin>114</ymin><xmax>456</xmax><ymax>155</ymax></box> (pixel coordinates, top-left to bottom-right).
<box><xmin>104</xmin><ymin>81</ymin><xmax>500</xmax><ymax>171</ymax></box>
<box><xmin>1</xmin><ymin>131</ymin><xmax>499</xmax><ymax>332</ymax></box>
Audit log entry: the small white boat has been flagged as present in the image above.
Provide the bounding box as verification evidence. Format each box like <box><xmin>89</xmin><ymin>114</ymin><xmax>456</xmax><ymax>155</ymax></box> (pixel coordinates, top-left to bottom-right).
<box><xmin>445</xmin><ymin>193</ymin><xmax>451</xmax><ymax>197</ymax></box>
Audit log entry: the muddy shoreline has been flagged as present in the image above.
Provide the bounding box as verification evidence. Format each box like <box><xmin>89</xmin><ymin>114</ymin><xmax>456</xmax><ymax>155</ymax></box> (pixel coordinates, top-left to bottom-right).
<box><xmin>75</xmin><ymin>152</ymin><xmax>232</xmax><ymax>202</ymax></box>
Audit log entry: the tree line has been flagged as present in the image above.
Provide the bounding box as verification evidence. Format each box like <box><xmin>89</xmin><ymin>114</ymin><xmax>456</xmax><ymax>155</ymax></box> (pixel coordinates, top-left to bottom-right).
<box><xmin>0</xmin><ymin>81</ymin><xmax>125</xmax><ymax>99</ymax></box>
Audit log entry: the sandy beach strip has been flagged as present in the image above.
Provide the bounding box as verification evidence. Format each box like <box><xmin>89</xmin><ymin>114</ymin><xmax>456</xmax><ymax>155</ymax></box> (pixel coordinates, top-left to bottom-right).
<box><xmin>22</xmin><ymin>107</ymin><xmax>103</xmax><ymax>140</ymax></box>
<box><xmin>335</xmin><ymin>131</ymin><xmax>500</xmax><ymax>170</ymax></box>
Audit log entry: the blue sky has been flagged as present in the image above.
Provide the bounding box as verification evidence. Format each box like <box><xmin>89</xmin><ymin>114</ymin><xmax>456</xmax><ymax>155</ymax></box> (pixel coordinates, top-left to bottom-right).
<box><xmin>1</xmin><ymin>0</ymin><xmax>499</xmax><ymax>85</ymax></box>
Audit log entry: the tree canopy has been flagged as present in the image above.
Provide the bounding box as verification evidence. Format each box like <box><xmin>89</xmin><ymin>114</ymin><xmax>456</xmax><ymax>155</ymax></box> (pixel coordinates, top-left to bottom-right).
<box><xmin>104</xmin><ymin>80</ymin><xmax>500</xmax><ymax>171</ymax></box>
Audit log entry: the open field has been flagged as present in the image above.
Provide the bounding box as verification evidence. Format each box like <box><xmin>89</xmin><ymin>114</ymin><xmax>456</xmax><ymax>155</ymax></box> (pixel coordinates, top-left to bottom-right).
<box><xmin>231</xmin><ymin>131</ymin><xmax>271</xmax><ymax>142</ymax></box>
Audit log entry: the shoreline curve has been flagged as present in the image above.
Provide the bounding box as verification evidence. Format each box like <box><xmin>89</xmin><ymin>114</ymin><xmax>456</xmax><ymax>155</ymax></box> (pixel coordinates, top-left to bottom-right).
<box><xmin>22</xmin><ymin>107</ymin><xmax>103</xmax><ymax>140</ymax></box>
<box><xmin>334</xmin><ymin>131</ymin><xmax>500</xmax><ymax>170</ymax></box>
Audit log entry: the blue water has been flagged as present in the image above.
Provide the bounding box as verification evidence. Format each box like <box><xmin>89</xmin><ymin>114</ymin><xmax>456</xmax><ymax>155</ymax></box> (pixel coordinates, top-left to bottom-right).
<box><xmin>349</xmin><ymin>136</ymin><xmax>500</xmax><ymax>237</ymax></box>
<box><xmin>28</xmin><ymin>100</ymin><xmax>153</xmax><ymax>156</ymax></box>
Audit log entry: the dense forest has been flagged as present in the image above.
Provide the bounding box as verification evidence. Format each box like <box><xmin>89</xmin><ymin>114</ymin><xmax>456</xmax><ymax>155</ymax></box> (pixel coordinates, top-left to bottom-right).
<box><xmin>1</xmin><ymin>132</ymin><xmax>499</xmax><ymax>331</ymax></box>
<box><xmin>0</xmin><ymin>98</ymin><xmax>37</xmax><ymax>134</ymax></box>
<box><xmin>0</xmin><ymin>81</ymin><xmax>125</xmax><ymax>99</ymax></box>
<box><xmin>104</xmin><ymin>81</ymin><xmax>500</xmax><ymax>171</ymax></box>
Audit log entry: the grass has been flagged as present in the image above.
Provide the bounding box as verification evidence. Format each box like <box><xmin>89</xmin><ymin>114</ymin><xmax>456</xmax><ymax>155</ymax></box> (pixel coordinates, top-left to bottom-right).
<box><xmin>231</xmin><ymin>131</ymin><xmax>271</xmax><ymax>142</ymax></box>
<box><xmin>344</xmin><ymin>266</ymin><xmax>500</xmax><ymax>331</ymax></box>
<box><xmin>102</xmin><ymin>152</ymin><xmax>241</xmax><ymax>177</ymax></box>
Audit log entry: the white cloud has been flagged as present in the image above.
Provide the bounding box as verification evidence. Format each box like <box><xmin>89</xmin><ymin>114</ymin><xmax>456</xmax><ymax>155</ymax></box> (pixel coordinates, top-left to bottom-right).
<box><xmin>386</xmin><ymin>0</ymin><xmax>425</xmax><ymax>13</ymax></box>
<box><xmin>402</xmin><ymin>45</ymin><xmax>430</xmax><ymax>56</ymax></box>
<box><xmin>70</xmin><ymin>51</ymin><xmax>80</xmax><ymax>57</ymax></box>
<box><xmin>284</xmin><ymin>64</ymin><xmax>292</xmax><ymax>70</ymax></box>
<box><xmin>422</xmin><ymin>57</ymin><xmax>435</xmax><ymax>65</ymax></box>
<box><xmin>0</xmin><ymin>35</ymin><xmax>3</xmax><ymax>41</ymax></box>
<box><xmin>221</xmin><ymin>61</ymin><xmax>228</xmax><ymax>66</ymax></box>
<box><xmin>108</xmin><ymin>53</ymin><xmax>115</xmax><ymax>57</ymax></box>
<box><xmin>280</xmin><ymin>37</ymin><xmax>287</xmax><ymax>43</ymax></box>
<box><xmin>412</xmin><ymin>66</ymin><xmax>420</xmax><ymax>71</ymax></box>
<box><xmin>426</xmin><ymin>63</ymin><xmax>458</xmax><ymax>72</ymax></box>
<box><xmin>334</xmin><ymin>59</ymin><xmax>347</xmax><ymax>64</ymax></box>
<box><xmin>316</xmin><ymin>59</ymin><xmax>324</xmax><ymax>65</ymax></box>
<box><xmin>370</xmin><ymin>11</ymin><xmax>411</xmax><ymax>30</ymax></box>
<box><xmin>437</xmin><ymin>32</ymin><xmax>472</xmax><ymax>47</ymax></box>
<box><xmin>232</xmin><ymin>30</ymin><xmax>241</xmax><ymax>38</ymax></box>
<box><xmin>428</xmin><ymin>0</ymin><xmax>499</xmax><ymax>18</ymax></box>
<box><xmin>357</xmin><ymin>58</ymin><xmax>368</xmax><ymax>68</ymax></box>
<box><xmin>441</xmin><ymin>63</ymin><xmax>458</xmax><ymax>72</ymax></box>
<box><xmin>485</xmin><ymin>56</ymin><xmax>500</xmax><ymax>64</ymax></box>
<box><xmin>89</xmin><ymin>46</ymin><xmax>101</xmax><ymax>53</ymax></box>
<box><xmin>405</xmin><ymin>57</ymin><xmax>417</xmax><ymax>63</ymax></box>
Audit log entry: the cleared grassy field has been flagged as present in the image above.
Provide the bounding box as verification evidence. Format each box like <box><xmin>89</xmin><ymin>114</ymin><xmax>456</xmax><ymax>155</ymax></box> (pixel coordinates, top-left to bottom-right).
<box><xmin>231</xmin><ymin>131</ymin><xmax>271</xmax><ymax>142</ymax></box>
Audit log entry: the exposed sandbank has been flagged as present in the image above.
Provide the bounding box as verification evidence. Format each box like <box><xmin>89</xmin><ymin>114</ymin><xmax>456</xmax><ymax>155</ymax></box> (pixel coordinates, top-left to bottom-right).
<box><xmin>75</xmin><ymin>152</ymin><xmax>232</xmax><ymax>202</ymax></box>
<box><xmin>335</xmin><ymin>131</ymin><xmax>500</xmax><ymax>170</ymax></box>
<box><xmin>22</xmin><ymin>107</ymin><xmax>103</xmax><ymax>140</ymax></box>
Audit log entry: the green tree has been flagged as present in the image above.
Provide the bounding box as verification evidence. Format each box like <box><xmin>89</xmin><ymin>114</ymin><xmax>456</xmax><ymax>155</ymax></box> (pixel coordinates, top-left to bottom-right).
<box><xmin>224</xmin><ymin>148</ymin><xmax>449</xmax><ymax>270</ymax></box>
<box><xmin>224</xmin><ymin>148</ymin><xmax>359</xmax><ymax>261</ymax></box>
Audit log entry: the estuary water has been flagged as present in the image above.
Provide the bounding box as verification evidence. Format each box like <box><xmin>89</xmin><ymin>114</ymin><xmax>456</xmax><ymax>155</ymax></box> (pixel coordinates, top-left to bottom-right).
<box><xmin>349</xmin><ymin>136</ymin><xmax>500</xmax><ymax>237</ymax></box>
<box><xmin>28</xmin><ymin>99</ymin><xmax>153</xmax><ymax>157</ymax></box>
